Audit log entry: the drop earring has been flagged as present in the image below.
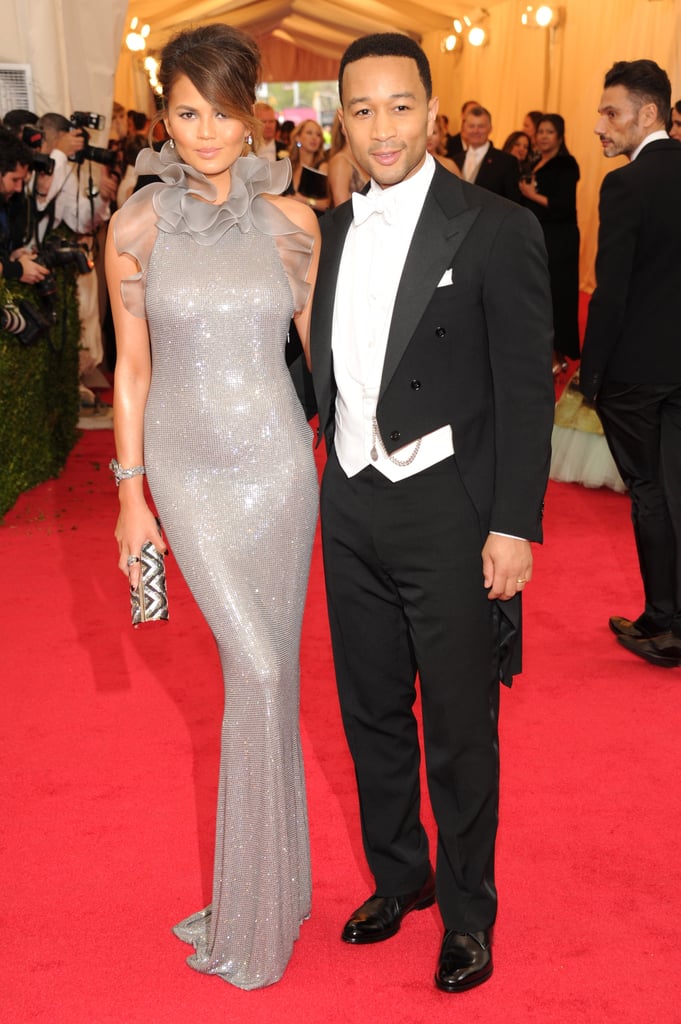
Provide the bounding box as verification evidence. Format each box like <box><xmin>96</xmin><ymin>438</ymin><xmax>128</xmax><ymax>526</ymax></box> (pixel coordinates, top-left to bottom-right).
<box><xmin>246</xmin><ymin>134</ymin><xmax>253</xmax><ymax>146</ymax></box>
<box><xmin>169</xmin><ymin>138</ymin><xmax>175</xmax><ymax>149</ymax></box>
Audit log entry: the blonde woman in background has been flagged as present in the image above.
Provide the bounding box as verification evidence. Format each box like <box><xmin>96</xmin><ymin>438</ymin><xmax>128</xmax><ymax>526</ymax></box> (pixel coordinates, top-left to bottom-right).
<box><xmin>288</xmin><ymin>119</ymin><xmax>330</xmax><ymax>212</ymax></box>
<box><xmin>426</xmin><ymin>115</ymin><xmax>462</xmax><ymax>177</ymax></box>
<box><xmin>327</xmin><ymin>112</ymin><xmax>369</xmax><ymax>206</ymax></box>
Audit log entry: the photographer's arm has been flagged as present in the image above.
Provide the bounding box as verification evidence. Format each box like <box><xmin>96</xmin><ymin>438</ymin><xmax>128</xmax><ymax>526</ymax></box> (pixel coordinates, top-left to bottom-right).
<box><xmin>1</xmin><ymin>252</ymin><xmax>49</xmax><ymax>285</ymax></box>
<box><xmin>105</xmin><ymin>218</ymin><xmax>164</xmax><ymax>587</ymax></box>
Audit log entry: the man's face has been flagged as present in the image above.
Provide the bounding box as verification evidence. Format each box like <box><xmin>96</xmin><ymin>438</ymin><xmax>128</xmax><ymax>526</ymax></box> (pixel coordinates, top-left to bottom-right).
<box><xmin>594</xmin><ymin>84</ymin><xmax>652</xmax><ymax>158</ymax></box>
<box><xmin>339</xmin><ymin>55</ymin><xmax>437</xmax><ymax>189</ymax></box>
<box><xmin>0</xmin><ymin>164</ymin><xmax>28</xmax><ymax>197</ymax></box>
<box><xmin>670</xmin><ymin>107</ymin><xmax>681</xmax><ymax>141</ymax></box>
<box><xmin>257</xmin><ymin>106</ymin><xmax>277</xmax><ymax>142</ymax></box>
<box><xmin>462</xmin><ymin>113</ymin><xmax>491</xmax><ymax>148</ymax></box>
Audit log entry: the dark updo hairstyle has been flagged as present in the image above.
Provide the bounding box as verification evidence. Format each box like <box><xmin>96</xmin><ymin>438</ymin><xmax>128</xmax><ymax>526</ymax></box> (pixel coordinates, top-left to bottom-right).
<box><xmin>152</xmin><ymin>24</ymin><xmax>262</xmax><ymax>145</ymax></box>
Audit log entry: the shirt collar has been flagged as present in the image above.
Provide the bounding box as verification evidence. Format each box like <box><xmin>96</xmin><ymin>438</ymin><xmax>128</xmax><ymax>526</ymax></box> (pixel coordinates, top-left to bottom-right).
<box><xmin>367</xmin><ymin>152</ymin><xmax>436</xmax><ymax>211</ymax></box>
<box><xmin>630</xmin><ymin>129</ymin><xmax>669</xmax><ymax>161</ymax></box>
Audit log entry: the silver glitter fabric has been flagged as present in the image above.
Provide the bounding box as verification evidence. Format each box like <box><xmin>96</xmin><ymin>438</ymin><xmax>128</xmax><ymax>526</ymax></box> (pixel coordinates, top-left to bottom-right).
<box><xmin>116</xmin><ymin>155</ymin><xmax>318</xmax><ymax>989</ymax></box>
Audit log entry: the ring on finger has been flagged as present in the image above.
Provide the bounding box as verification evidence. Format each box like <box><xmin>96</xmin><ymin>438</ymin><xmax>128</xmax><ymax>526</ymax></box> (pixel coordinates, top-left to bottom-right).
<box><xmin>127</xmin><ymin>555</ymin><xmax>140</xmax><ymax>567</ymax></box>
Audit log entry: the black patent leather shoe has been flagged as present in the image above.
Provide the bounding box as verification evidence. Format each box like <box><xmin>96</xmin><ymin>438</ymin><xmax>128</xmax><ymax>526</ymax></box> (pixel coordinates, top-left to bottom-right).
<box><xmin>617</xmin><ymin>632</ymin><xmax>681</xmax><ymax>668</ymax></box>
<box><xmin>435</xmin><ymin>929</ymin><xmax>493</xmax><ymax>993</ymax></box>
<box><xmin>341</xmin><ymin>870</ymin><xmax>435</xmax><ymax>944</ymax></box>
<box><xmin>609</xmin><ymin>616</ymin><xmax>668</xmax><ymax>640</ymax></box>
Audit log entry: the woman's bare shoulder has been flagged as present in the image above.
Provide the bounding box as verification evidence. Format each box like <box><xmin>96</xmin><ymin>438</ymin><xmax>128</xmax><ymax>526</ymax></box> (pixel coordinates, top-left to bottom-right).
<box><xmin>264</xmin><ymin>193</ymin><xmax>319</xmax><ymax>235</ymax></box>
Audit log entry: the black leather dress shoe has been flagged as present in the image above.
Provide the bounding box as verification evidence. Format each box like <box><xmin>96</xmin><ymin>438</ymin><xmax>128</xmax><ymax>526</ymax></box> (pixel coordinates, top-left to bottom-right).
<box><xmin>617</xmin><ymin>632</ymin><xmax>681</xmax><ymax>668</ymax></box>
<box><xmin>435</xmin><ymin>929</ymin><xmax>493</xmax><ymax>993</ymax></box>
<box><xmin>341</xmin><ymin>871</ymin><xmax>435</xmax><ymax>944</ymax></box>
<box><xmin>609</xmin><ymin>616</ymin><xmax>667</xmax><ymax>640</ymax></box>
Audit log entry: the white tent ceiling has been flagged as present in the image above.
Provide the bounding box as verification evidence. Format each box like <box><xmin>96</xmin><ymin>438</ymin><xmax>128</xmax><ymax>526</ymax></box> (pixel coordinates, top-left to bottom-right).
<box><xmin>133</xmin><ymin>0</ymin><xmax>502</xmax><ymax>61</ymax></box>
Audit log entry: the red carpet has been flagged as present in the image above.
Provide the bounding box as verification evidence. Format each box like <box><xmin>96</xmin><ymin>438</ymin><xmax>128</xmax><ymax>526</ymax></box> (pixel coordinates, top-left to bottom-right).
<box><xmin>2</xmin><ymin>429</ymin><xmax>680</xmax><ymax>1024</ymax></box>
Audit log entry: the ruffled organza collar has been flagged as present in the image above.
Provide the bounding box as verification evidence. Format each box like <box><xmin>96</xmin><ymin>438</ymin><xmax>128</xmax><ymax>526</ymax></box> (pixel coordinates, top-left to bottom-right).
<box><xmin>134</xmin><ymin>142</ymin><xmax>293</xmax><ymax>246</ymax></box>
<box><xmin>115</xmin><ymin>143</ymin><xmax>315</xmax><ymax>319</ymax></box>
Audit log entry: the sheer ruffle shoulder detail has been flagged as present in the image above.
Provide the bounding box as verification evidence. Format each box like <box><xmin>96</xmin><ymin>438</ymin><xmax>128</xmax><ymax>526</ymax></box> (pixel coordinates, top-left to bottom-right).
<box><xmin>113</xmin><ymin>144</ymin><xmax>315</xmax><ymax>317</ymax></box>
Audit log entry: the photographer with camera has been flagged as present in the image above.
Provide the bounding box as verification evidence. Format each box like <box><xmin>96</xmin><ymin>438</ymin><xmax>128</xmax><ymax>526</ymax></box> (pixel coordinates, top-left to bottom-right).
<box><xmin>0</xmin><ymin>127</ymin><xmax>50</xmax><ymax>286</ymax></box>
<box><xmin>34</xmin><ymin>112</ymin><xmax>117</xmax><ymax>237</ymax></box>
<box><xmin>33</xmin><ymin>112</ymin><xmax>118</xmax><ymax>384</ymax></box>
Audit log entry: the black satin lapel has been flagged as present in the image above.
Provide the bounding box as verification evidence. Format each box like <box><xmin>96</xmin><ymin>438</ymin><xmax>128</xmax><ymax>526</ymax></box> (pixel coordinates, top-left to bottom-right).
<box><xmin>380</xmin><ymin>188</ymin><xmax>479</xmax><ymax>398</ymax></box>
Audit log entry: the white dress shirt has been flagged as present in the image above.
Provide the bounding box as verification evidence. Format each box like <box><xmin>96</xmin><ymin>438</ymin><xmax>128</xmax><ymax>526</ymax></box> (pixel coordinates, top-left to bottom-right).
<box><xmin>462</xmin><ymin>141</ymin><xmax>490</xmax><ymax>183</ymax></box>
<box><xmin>34</xmin><ymin>149</ymin><xmax>111</xmax><ymax>241</ymax></box>
<box><xmin>255</xmin><ymin>139</ymin><xmax>277</xmax><ymax>162</ymax></box>
<box><xmin>331</xmin><ymin>153</ymin><xmax>455</xmax><ymax>482</ymax></box>
<box><xmin>630</xmin><ymin>129</ymin><xmax>669</xmax><ymax>162</ymax></box>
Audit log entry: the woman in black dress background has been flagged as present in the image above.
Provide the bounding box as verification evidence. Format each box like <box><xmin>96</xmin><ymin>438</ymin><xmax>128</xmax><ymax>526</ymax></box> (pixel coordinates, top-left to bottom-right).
<box><xmin>519</xmin><ymin>114</ymin><xmax>580</xmax><ymax>373</ymax></box>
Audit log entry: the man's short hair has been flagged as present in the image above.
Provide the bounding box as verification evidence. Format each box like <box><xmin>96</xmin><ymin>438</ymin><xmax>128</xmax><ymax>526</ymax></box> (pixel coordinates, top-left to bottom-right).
<box><xmin>0</xmin><ymin>127</ymin><xmax>33</xmax><ymax>175</ymax></box>
<box><xmin>3</xmin><ymin>108</ymin><xmax>38</xmax><ymax>130</ymax></box>
<box><xmin>466</xmin><ymin>105</ymin><xmax>492</xmax><ymax>122</ymax></box>
<box><xmin>37</xmin><ymin>112</ymin><xmax>71</xmax><ymax>135</ymax></box>
<box><xmin>604</xmin><ymin>59</ymin><xmax>671</xmax><ymax>126</ymax></box>
<box><xmin>338</xmin><ymin>33</ymin><xmax>432</xmax><ymax>103</ymax></box>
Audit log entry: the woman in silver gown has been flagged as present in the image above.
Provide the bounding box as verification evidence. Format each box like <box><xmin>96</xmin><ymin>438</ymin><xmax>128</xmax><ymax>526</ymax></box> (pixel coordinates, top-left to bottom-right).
<box><xmin>106</xmin><ymin>25</ymin><xmax>320</xmax><ymax>990</ymax></box>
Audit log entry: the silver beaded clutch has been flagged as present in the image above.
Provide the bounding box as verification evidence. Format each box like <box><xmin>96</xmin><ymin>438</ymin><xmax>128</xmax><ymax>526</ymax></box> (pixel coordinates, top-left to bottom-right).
<box><xmin>130</xmin><ymin>541</ymin><xmax>169</xmax><ymax>626</ymax></box>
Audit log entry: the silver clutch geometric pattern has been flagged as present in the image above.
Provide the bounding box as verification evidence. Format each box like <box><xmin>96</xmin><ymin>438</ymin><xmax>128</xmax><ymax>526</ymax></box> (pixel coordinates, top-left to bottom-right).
<box><xmin>130</xmin><ymin>541</ymin><xmax>169</xmax><ymax>626</ymax></box>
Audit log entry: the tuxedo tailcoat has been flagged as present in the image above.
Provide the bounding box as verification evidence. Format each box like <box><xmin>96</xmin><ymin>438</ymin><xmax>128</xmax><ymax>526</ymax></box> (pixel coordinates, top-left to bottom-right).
<box><xmin>310</xmin><ymin>162</ymin><xmax>554</xmax><ymax>929</ymax></box>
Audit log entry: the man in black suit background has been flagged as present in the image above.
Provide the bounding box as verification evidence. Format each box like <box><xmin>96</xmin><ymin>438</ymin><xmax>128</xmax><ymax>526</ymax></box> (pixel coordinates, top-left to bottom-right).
<box><xmin>453</xmin><ymin>105</ymin><xmax>521</xmax><ymax>202</ymax></box>
<box><xmin>310</xmin><ymin>34</ymin><xmax>554</xmax><ymax>991</ymax></box>
<box><xmin>580</xmin><ymin>60</ymin><xmax>681</xmax><ymax>668</ymax></box>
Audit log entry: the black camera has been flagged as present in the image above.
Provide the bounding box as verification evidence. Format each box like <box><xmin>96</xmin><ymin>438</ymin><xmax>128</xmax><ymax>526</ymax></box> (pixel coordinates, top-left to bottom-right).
<box><xmin>0</xmin><ymin>298</ymin><xmax>52</xmax><ymax>346</ymax></box>
<box><xmin>31</xmin><ymin>152</ymin><xmax>55</xmax><ymax>176</ymax></box>
<box><xmin>21</xmin><ymin>125</ymin><xmax>43</xmax><ymax>149</ymax></box>
<box><xmin>71</xmin><ymin>111</ymin><xmax>106</xmax><ymax>132</ymax></box>
<box><xmin>69</xmin><ymin>112</ymin><xmax>117</xmax><ymax>168</ymax></box>
<box><xmin>34</xmin><ymin>238</ymin><xmax>93</xmax><ymax>302</ymax></box>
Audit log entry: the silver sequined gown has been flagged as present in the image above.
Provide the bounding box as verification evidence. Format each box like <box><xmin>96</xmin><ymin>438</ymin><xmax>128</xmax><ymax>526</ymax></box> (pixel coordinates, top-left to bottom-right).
<box><xmin>114</xmin><ymin>151</ymin><xmax>318</xmax><ymax>989</ymax></box>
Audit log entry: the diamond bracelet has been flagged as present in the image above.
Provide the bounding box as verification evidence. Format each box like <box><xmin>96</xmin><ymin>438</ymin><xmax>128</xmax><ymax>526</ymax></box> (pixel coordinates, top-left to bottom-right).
<box><xmin>109</xmin><ymin>458</ymin><xmax>146</xmax><ymax>487</ymax></box>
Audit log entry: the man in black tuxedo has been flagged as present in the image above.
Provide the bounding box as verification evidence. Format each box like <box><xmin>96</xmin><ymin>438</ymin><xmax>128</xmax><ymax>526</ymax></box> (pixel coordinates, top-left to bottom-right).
<box><xmin>453</xmin><ymin>106</ymin><xmax>521</xmax><ymax>202</ymax></box>
<box><xmin>310</xmin><ymin>34</ymin><xmax>554</xmax><ymax>992</ymax></box>
<box><xmin>581</xmin><ymin>60</ymin><xmax>681</xmax><ymax>667</ymax></box>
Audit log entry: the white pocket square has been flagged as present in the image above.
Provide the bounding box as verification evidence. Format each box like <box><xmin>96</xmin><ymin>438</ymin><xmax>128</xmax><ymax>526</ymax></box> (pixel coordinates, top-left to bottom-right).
<box><xmin>437</xmin><ymin>268</ymin><xmax>453</xmax><ymax>288</ymax></box>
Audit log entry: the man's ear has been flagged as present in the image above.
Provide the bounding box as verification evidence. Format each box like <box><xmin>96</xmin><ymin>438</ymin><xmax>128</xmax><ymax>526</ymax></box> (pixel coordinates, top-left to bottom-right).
<box><xmin>639</xmin><ymin>102</ymin><xmax>658</xmax><ymax>130</ymax></box>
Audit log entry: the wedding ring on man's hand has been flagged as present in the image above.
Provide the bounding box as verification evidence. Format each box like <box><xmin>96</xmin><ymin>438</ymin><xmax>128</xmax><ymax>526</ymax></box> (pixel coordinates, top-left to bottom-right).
<box><xmin>517</xmin><ymin>577</ymin><xmax>528</xmax><ymax>584</ymax></box>
<box><xmin>127</xmin><ymin>555</ymin><xmax>140</xmax><ymax>566</ymax></box>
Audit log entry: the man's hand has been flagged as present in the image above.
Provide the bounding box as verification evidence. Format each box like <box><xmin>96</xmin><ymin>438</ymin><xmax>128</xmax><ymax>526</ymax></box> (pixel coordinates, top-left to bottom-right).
<box><xmin>54</xmin><ymin>129</ymin><xmax>85</xmax><ymax>159</ymax></box>
<box><xmin>98</xmin><ymin>167</ymin><xmax>118</xmax><ymax>203</ymax></box>
<box><xmin>482</xmin><ymin>534</ymin><xmax>532</xmax><ymax>601</ymax></box>
<box><xmin>15</xmin><ymin>253</ymin><xmax>50</xmax><ymax>285</ymax></box>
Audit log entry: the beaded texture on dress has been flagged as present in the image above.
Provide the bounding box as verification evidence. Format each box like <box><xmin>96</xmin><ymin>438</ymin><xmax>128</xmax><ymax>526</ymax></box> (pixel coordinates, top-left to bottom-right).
<box><xmin>114</xmin><ymin>147</ymin><xmax>318</xmax><ymax>989</ymax></box>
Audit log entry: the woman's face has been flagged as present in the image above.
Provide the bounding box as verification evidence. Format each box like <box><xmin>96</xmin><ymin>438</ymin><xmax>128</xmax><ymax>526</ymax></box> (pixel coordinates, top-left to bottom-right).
<box><xmin>535</xmin><ymin>121</ymin><xmax>561</xmax><ymax>156</ymax></box>
<box><xmin>164</xmin><ymin>74</ymin><xmax>247</xmax><ymax>193</ymax></box>
<box><xmin>298</xmin><ymin>121</ymin><xmax>323</xmax><ymax>154</ymax></box>
<box><xmin>511</xmin><ymin>135</ymin><xmax>530</xmax><ymax>161</ymax></box>
<box><xmin>522</xmin><ymin>115</ymin><xmax>536</xmax><ymax>142</ymax></box>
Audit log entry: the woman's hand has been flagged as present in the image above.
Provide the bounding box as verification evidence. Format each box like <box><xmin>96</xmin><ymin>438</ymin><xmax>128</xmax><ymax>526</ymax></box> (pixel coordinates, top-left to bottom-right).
<box><xmin>114</xmin><ymin>496</ymin><xmax>166</xmax><ymax>589</ymax></box>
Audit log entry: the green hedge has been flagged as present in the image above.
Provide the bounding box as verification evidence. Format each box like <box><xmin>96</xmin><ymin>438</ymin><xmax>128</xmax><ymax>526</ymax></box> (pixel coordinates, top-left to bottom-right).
<box><xmin>0</xmin><ymin>268</ymin><xmax>81</xmax><ymax>518</ymax></box>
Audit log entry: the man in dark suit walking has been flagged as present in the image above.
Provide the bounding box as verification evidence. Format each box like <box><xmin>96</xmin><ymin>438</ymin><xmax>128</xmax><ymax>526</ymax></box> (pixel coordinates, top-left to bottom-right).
<box><xmin>453</xmin><ymin>105</ymin><xmax>521</xmax><ymax>202</ymax></box>
<box><xmin>580</xmin><ymin>60</ymin><xmax>681</xmax><ymax>668</ymax></box>
<box><xmin>310</xmin><ymin>34</ymin><xmax>554</xmax><ymax>991</ymax></box>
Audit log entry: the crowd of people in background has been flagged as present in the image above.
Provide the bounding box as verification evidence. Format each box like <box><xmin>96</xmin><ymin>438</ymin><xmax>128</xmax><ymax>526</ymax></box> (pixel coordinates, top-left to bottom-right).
<box><xmin>2</xmin><ymin>80</ymin><xmax>680</xmax><ymax>445</ymax></box>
